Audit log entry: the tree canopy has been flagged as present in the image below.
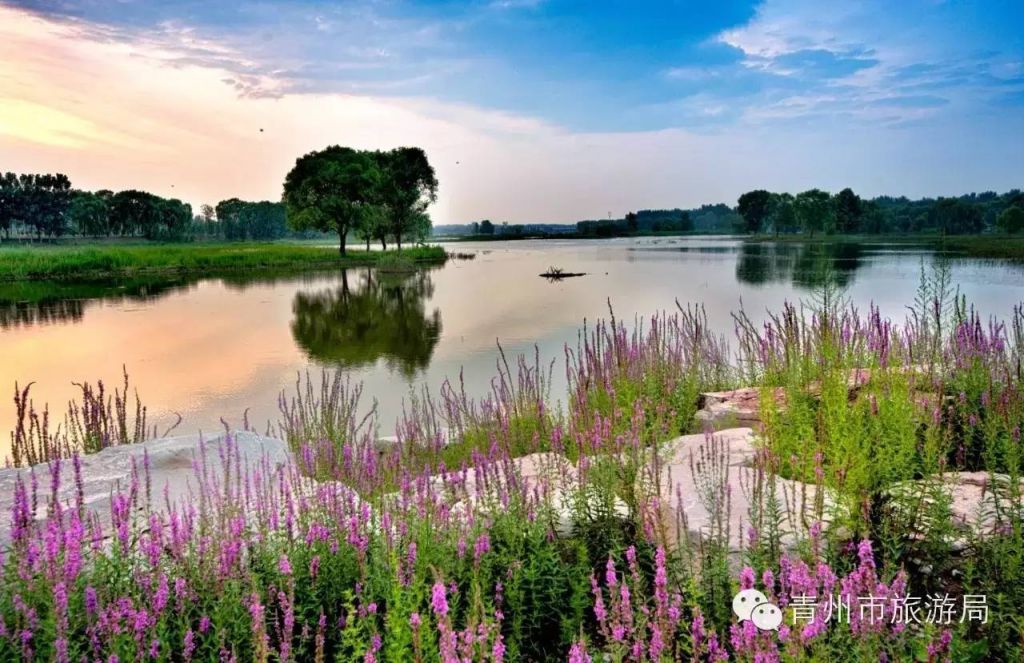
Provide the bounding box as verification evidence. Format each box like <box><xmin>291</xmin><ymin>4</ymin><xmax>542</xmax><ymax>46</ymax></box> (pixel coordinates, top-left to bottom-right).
<box><xmin>283</xmin><ymin>146</ymin><xmax>382</xmax><ymax>255</ymax></box>
<box><xmin>0</xmin><ymin>173</ymin><xmax>194</xmax><ymax>241</ymax></box>
<box><xmin>372</xmin><ymin>147</ymin><xmax>438</xmax><ymax>251</ymax></box>
<box><xmin>282</xmin><ymin>145</ymin><xmax>437</xmax><ymax>255</ymax></box>
<box><xmin>737</xmin><ymin>189</ymin><xmax>772</xmax><ymax>234</ymax></box>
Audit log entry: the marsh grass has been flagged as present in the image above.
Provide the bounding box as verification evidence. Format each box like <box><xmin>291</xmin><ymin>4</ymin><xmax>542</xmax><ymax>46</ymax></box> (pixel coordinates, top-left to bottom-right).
<box><xmin>0</xmin><ymin>243</ymin><xmax>447</xmax><ymax>282</ymax></box>
<box><xmin>9</xmin><ymin>367</ymin><xmax>177</xmax><ymax>467</ymax></box>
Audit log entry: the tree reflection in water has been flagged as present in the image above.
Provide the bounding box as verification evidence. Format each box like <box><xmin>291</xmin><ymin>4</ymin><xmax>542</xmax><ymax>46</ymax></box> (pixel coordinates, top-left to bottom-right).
<box><xmin>735</xmin><ymin>241</ymin><xmax>865</xmax><ymax>289</ymax></box>
<box><xmin>291</xmin><ymin>268</ymin><xmax>442</xmax><ymax>377</ymax></box>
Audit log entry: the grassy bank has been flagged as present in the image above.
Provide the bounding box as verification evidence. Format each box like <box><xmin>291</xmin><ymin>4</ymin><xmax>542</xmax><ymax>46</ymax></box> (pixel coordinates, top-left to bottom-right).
<box><xmin>749</xmin><ymin>232</ymin><xmax>1024</xmax><ymax>260</ymax></box>
<box><xmin>0</xmin><ymin>242</ymin><xmax>447</xmax><ymax>282</ymax></box>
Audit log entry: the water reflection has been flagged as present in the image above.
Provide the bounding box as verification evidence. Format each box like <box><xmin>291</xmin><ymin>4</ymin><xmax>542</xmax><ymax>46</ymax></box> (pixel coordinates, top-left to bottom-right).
<box><xmin>0</xmin><ymin>270</ymin><xmax>370</xmax><ymax>329</ymax></box>
<box><xmin>291</xmin><ymin>268</ymin><xmax>442</xmax><ymax>377</ymax></box>
<box><xmin>0</xmin><ymin>277</ymin><xmax>195</xmax><ymax>329</ymax></box>
<box><xmin>735</xmin><ymin>242</ymin><xmax>865</xmax><ymax>288</ymax></box>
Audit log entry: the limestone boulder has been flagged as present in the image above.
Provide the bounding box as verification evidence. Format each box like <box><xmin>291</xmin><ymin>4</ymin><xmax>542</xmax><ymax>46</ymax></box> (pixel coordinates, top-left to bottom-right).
<box><xmin>887</xmin><ymin>471</ymin><xmax>1024</xmax><ymax>544</ymax></box>
<box><xmin>652</xmin><ymin>427</ymin><xmax>830</xmax><ymax>553</ymax></box>
<box><xmin>695</xmin><ymin>388</ymin><xmax>785</xmax><ymax>431</ymax></box>
<box><xmin>0</xmin><ymin>431</ymin><xmax>291</xmax><ymax>546</ymax></box>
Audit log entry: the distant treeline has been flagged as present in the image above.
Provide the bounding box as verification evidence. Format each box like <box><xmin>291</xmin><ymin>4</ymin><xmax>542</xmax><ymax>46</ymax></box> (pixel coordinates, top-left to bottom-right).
<box><xmin>576</xmin><ymin>204</ymin><xmax>741</xmax><ymax>237</ymax></box>
<box><xmin>581</xmin><ymin>190</ymin><xmax>1024</xmax><ymax>238</ymax></box>
<box><xmin>441</xmin><ymin>189</ymin><xmax>1024</xmax><ymax>240</ymax></box>
<box><xmin>0</xmin><ymin>172</ymin><xmax>328</xmax><ymax>242</ymax></box>
<box><xmin>434</xmin><ymin>205</ymin><xmax>740</xmax><ymax>238</ymax></box>
<box><xmin>735</xmin><ymin>188</ymin><xmax>1024</xmax><ymax>236</ymax></box>
<box><xmin>433</xmin><ymin>220</ymin><xmax>577</xmax><ymax>237</ymax></box>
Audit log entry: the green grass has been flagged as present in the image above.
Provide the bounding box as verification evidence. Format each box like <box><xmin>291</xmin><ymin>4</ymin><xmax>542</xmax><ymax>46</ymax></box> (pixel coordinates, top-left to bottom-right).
<box><xmin>0</xmin><ymin>242</ymin><xmax>447</xmax><ymax>282</ymax></box>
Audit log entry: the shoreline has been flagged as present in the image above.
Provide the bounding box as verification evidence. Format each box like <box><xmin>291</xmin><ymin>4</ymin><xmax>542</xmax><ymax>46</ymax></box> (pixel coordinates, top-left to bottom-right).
<box><xmin>0</xmin><ymin>242</ymin><xmax>448</xmax><ymax>283</ymax></box>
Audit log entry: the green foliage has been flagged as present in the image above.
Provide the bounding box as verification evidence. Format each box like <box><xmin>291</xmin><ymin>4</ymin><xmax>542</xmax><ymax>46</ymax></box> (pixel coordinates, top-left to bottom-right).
<box><xmin>283</xmin><ymin>146</ymin><xmax>382</xmax><ymax>255</ymax></box>
<box><xmin>737</xmin><ymin>189</ymin><xmax>772</xmax><ymax>234</ymax></box>
<box><xmin>834</xmin><ymin>187</ymin><xmax>863</xmax><ymax>234</ymax></box>
<box><xmin>106</xmin><ymin>190</ymin><xmax>191</xmax><ymax>240</ymax></box>
<box><xmin>742</xmin><ymin>188</ymin><xmax>1023</xmax><ymax>237</ymax></box>
<box><xmin>0</xmin><ymin>172</ymin><xmax>73</xmax><ymax>238</ymax></box>
<box><xmin>67</xmin><ymin>192</ymin><xmax>110</xmax><ymax>236</ymax></box>
<box><xmin>997</xmin><ymin>205</ymin><xmax>1024</xmax><ymax>233</ymax></box>
<box><xmin>794</xmin><ymin>188</ymin><xmax>834</xmax><ymax>237</ymax></box>
<box><xmin>215</xmin><ymin>199</ymin><xmax>287</xmax><ymax>240</ymax></box>
<box><xmin>282</xmin><ymin>145</ymin><xmax>437</xmax><ymax>254</ymax></box>
<box><xmin>372</xmin><ymin>147</ymin><xmax>438</xmax><ymax>251</ymax></box>
<box><xmin>930</xmin><ymin>197</ymin><xmax>984</xmax><ymax>235</ymax></box>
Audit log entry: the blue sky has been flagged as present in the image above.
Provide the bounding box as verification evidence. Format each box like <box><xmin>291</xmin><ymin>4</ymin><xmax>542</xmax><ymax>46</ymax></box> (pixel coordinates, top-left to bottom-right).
<box><xmin>2</xmin><ymin>0</ymin><xmax>1023</xmax><ymax>221</ymax></box>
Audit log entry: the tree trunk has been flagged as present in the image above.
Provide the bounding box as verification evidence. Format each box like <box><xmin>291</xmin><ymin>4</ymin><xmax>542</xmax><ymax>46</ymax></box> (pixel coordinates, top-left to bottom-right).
<box><xmin>396</xmin><ymin>234</ymin><xmax>402</xmax><ymax>251</ymax></box>
<box><xmin>338</xmin><ymin>230</ymin><xmax>347</xmax><ymax>256</ymax></box>
<box><xmin>365</xmin><ymin>237</ymin><xmax>370</xmax><ymax>251</ymax></box>
<box><xmin>380</xmin><ymin>237</ymin><xmax>387</xmax><ymax>251</ymax></box>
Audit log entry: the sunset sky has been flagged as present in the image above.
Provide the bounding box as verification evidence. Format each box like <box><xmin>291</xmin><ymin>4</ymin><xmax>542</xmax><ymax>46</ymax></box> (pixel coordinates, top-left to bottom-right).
<box><xmin>1</xmin><ymin>0</ymin><xmax>1022</xmax><ymax>223</ymax></box>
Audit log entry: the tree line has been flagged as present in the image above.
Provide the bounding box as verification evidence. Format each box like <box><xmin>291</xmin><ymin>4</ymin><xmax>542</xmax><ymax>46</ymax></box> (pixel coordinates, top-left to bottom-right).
<box><xmin>0</xmin><ymin>174</ymin><xmax>193</xmax><ymax>241</ymax></box>
<box><xmin>736</xmin><ymin>188</ymin><xmax>1024</xmax><ymax>237</ymax></box>
<box><xmin>574</xmin><ymin>204</ymin><xmax>740</xmax><ymax>237</ymax></box>
<box><xmin>0</xmin><ymin>173</ymin><xmax>296</xmax><ymax>242</ymax></box>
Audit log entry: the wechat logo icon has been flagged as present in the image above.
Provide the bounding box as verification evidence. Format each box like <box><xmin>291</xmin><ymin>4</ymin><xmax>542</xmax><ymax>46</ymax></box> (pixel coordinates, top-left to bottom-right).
<box><xmin>732</xmin><ymin>589</ymin><xmax>783</xmax><ymax>631</ymax></box>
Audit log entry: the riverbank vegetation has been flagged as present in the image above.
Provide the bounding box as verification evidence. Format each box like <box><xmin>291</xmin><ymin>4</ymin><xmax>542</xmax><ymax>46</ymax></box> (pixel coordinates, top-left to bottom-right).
<box><xmin>0</xmin><ymin>243</ymin><xmax>447</xmax><ymax>282</ymax></box>
<box><xmin>3</xmin><ymin>266</ymin><xmax>1023</xmax><ymax>661</ymax></box>
<box><xmin>1</xmin><ymin>145</ymin><xmax>438</xmax><ymax>254</ymax></box>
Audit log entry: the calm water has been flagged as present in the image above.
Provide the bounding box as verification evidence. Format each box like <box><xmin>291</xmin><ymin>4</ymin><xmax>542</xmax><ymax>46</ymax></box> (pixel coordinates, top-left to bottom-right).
<box><xmin>2</xmin><ymin>237</ymin><xmax>1023</xmax><ymax>451</ymax></box>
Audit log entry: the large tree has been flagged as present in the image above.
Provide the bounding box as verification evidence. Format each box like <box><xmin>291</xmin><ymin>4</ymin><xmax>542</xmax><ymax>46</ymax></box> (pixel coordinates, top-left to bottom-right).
<box><xmin>156</xmin><ymin>199</ymin><xmax>192</xmax><ymax>240</ymax></box>
<box><xmin>18</xmin><ymin>173</ymin><xmax>72</xmax><ymax>238</ymax></box>
<box><xmin>68</xmin><ymin>191</ymin><xmax>110</xmax><ymax>236</ymax></box>
<box><xmin>737</xmin><ymin>189</ymin><xmax>773</xmax><ymax>234</ymax></box>
<box><xmin>283</xmin><ymin>146</ymin><xmax>381</xmax><ymax>255</ymax></box>
<box><xmin>997</xmin><ymin>205</ymin><xmax>1024</xmax><ymax>234</ymax></box>
<box><xmin>834</xmin><ymin>187</ymin><xmax>863</xmax><ymax>234</ymax></box>
<box><xmin>794</xmin><ymin>189</ymin><xmax>834</xmax><ymax>238</ymax></box>
<box><xmin>374</xmin><ymin>147</ymin><xmax>438</xmax><ymax>251</ymax></box>
<box><xmin>109</xmin><ymin>190</ymin><xmax>161</xmax><ymax>237</ymax></box>
<box><xmin>768</xmin><ymin>192</ymin><xmax>796</xmax><ymax>236</ymax></box>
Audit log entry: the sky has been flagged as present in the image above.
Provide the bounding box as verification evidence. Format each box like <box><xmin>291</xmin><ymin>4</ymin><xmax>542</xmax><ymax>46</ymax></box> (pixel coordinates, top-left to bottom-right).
<box><xmin>1</xmin><ymin>0</ymin><xmax>1022</xmax><ymax>224</ymax></box>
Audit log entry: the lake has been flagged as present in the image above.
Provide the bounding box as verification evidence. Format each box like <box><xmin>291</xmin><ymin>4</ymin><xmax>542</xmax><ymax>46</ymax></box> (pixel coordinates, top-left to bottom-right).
<box><xmin>2</xmin><ymin>236</ymin><xmax>1022</xmax><ymax>452</ymax></box>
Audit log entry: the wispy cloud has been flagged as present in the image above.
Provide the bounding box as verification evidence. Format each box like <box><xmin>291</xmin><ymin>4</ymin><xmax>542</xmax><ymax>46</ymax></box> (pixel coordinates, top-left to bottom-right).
<box><xmin>705</xmin><ymin>0</ymin><xmax>1024</xmax><ymax>126</ymax></box>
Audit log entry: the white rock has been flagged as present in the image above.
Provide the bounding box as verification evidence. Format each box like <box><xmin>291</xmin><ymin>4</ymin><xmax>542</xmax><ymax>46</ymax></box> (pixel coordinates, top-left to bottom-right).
<box><xmin>652</xmin><ymin>428</ymin><xmax>830</xmax><ymax>552</ymax></box>
<box><xmin>0</xmin><ymin>431</ymin><xmax>291</xmax><ymax>546</ymax></box>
